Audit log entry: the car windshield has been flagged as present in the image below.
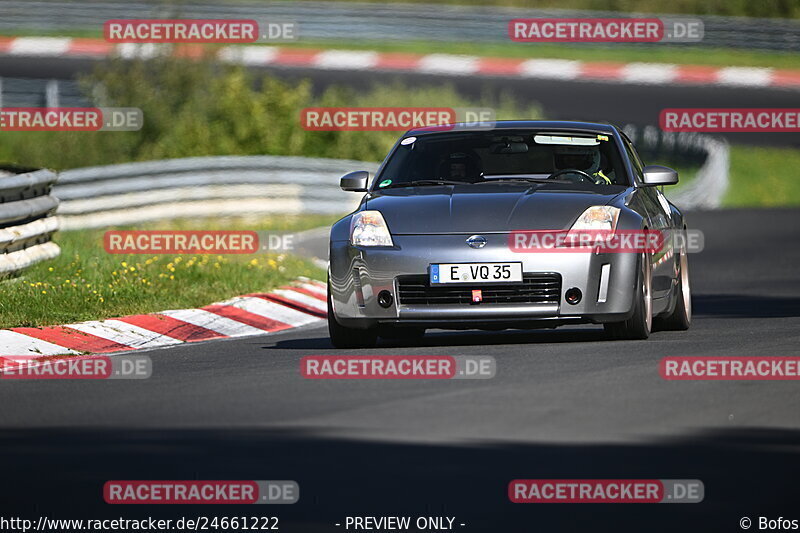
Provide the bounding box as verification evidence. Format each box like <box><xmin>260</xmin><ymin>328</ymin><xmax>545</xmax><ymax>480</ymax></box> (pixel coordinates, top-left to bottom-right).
<box><xmin>375</xmin><ymin>129</ymin><xmax>628</xmax><ymax>189</ymax></box>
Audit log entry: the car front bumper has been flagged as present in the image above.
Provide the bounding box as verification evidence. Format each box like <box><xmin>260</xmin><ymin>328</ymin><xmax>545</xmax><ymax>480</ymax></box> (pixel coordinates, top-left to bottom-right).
<box><xmin>329</xmin><ymin>233</ymin><xmax>639</xmax><ymax>329</ymax></box>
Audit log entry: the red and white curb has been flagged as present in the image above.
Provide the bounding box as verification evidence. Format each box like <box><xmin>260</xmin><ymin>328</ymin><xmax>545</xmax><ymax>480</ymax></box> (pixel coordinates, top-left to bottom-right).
<box><xmin>1</xmin><ymin>36</ymin><xmax>798</xmax><ymax>90</ymax></box>
<box><xmin>0</xmin><ymin>278</ymin><xmax>327</xmax><ymax>363</ymax></box>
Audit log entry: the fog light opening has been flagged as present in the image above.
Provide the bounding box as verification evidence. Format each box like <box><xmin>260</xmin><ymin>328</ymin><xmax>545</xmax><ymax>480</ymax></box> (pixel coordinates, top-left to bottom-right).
<box><xmin>377</xmin><ymin>290</ymin><xmax>394</xmax><ymax>308</ymax></box>
<box><xmin>565</xmin><ymin>287</ymin><xmax>582</xmax><ymax>305</ymax></box>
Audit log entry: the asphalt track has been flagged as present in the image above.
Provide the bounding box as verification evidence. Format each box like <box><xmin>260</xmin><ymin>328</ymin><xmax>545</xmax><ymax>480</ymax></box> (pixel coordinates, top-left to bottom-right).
<box><xmin>0</xmin><ymin>208</ymin><xmax>799</xmax><ymax>531</ymax></box>
<box><xmin>1</xmin><ymin>55</ymin><xmax>799</xmax><ymax>148</ymax></box>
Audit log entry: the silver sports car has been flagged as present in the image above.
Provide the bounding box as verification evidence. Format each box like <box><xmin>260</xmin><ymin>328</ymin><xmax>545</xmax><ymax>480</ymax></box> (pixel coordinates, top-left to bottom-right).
<box><xmin>327</xmin><ymin>121</ymin><xmax>691</xmax><ymax>348</ymax></box>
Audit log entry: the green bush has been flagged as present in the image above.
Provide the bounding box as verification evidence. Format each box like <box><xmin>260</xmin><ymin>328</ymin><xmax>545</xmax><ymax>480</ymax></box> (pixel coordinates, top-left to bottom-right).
<box><xmin>0</xmin><ymin>52</ymin><xmax>540</xmax><ymax>169</ymax></box>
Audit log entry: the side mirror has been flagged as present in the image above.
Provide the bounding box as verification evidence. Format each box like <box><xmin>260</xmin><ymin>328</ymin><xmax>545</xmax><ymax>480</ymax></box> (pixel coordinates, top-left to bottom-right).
<box><xmin>340</xmin><ymin>170</ymin><xmax>370</xmax><ymax>192</ymax></box>
<box><xmin>642</xmin><ymin>165</ymin><xmax>678</xmax><ymax>186</ymax></box>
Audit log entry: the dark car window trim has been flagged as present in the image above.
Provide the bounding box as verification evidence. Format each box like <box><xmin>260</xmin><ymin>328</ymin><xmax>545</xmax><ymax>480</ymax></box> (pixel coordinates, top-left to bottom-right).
<box><xmin>616</xmin><ymin>131</ymin><xmax>642</xmax><ymax>187</ymax></box>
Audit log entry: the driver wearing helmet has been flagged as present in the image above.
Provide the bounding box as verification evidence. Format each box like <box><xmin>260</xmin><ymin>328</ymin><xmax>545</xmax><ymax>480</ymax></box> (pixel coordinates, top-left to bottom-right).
<box><xmin>553</xmin><ymin>146</ymin><xmax>612</xmax><ymax>184</ymax></box>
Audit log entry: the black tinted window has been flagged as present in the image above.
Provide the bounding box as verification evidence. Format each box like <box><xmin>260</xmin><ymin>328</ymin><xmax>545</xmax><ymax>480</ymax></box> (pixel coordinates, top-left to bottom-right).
<box><xmin>377</xmin><ymin>130</ymin><xmax>627</xmax><ymax>187</ymax></box>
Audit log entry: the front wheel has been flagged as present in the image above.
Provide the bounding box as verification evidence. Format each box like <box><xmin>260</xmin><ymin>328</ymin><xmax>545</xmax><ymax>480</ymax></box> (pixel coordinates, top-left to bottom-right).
<box><xmin>655</xmin><ymin>246</ymin><xmax>691</xmax><ymax>331</ymax></box>
<box><xmin>327</xmin><ymin>285</ymin><xmax>378</xmax><ymax>349</ymax></box>
<box><xmin>604</xmin><ymin>252</ymin><xmax>652</xmax><ymax>340</ymax></box>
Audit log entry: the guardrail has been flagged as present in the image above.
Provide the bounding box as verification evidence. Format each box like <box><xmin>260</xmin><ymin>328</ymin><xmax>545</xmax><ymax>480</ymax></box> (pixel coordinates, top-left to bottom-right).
<box><xmin>0</xmin><ymin>166</ymin><xmax>61</xmax><ymax>276</ymax></box>
<box><xmin>0</xmin><ymin>0</ymin><xmax>797</xmax><ymax>52</ymax></box>
<box><xmin>54</xmin><ymin>155</ymin><xmax>380</xmax><ymax>230</ymax></box>
<box><xmin>623</xmin><ymin>124</ymin><xmax>730</xmax><ymax>209</ymax></box>
<box><xmin>0</xmin><ymin>77</ymin><xmax>90</xmax><ymax>108</ymax></box>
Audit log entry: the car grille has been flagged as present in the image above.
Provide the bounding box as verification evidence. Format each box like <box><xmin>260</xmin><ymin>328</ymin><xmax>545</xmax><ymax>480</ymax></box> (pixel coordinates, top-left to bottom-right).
<box><xmin>396</xmin><ymin>273</ymin><xmax>562</xmax><ymax>306</ymax></box>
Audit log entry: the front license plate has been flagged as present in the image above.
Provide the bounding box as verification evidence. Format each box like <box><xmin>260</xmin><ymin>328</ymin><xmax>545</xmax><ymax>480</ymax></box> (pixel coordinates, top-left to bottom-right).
<box><xmin>430</xmin><ymin>262</ymin><xmax>523</xmax><ymax>284</ymax></box>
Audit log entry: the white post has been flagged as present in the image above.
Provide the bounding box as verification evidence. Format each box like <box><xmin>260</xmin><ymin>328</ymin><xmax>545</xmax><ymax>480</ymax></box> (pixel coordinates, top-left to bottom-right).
<box><xmin>45</xmin><ymin>79</ymin><xmax>60</xmax><ymax>108</ymax></box>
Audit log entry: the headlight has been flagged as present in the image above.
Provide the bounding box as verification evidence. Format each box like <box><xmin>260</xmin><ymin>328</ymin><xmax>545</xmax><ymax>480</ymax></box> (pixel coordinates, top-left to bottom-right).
<box><xmin>570</xmin><ymin>206</ymin><xmax>620</xmax><ymax>232</ymax></box>
<box><xmin>350</xmin><ymin>210</ymin><xmax>393</xmax><ymax>247</ymax></box>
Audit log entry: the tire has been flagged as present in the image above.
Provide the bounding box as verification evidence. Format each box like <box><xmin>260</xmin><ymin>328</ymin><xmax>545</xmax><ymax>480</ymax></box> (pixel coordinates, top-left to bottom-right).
<box><xmin>655</xmin><ymin>246</ymin><xmax>691</xmax><ymax>331</ymax></box>
<box><xmin>327</xmin><ymin>285</ymin><xmax>378</xmax><ymax>349</ymax></box>
<box><xmin>604</xmin><ymin>252</ymin><xmax>652</xmax><ymax>340</ymax></box>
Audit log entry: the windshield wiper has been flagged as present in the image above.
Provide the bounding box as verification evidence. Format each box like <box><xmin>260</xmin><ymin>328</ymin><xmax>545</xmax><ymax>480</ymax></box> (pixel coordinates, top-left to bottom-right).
<box><xmin>383</xmin><ymin>179</ymin><xmax>470</xmax><ymax>188</ymax></box>
<box><xmin>484</xmin><ymin>177</ymin><xmax>559</xmax><ymax>183</ymax></box>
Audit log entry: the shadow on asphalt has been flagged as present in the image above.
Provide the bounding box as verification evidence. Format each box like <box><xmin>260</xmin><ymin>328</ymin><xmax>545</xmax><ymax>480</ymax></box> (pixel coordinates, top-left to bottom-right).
<box><xmin>1</xmin><ymin>427</ymin><xmax>797</xmax><ymax>531</ymax></box>
<box><xmin>693</xmin><ymin>294</ymin><xmax>800</xmax><ymax>318</ymax></box>
<box><xmin>270</xmin><ymin>328</ymin><xmax>613</xmax><ymax>351</ymax></box>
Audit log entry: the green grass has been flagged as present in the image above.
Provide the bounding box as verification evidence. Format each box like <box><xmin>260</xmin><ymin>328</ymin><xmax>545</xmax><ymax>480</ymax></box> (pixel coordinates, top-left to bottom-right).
<box><xmin>0</xmin><ymin>215</ymin><xmax>335</xmax><ymax>329</ymax></box>
<box><xmin>664</xmin><ymin>162</ymin><xmax>702</xmax><ymax>190</ymax></box>
<box><xmin>724</xmin><ymin>145</ymin><xmax>800</xmax><ymax>207</ymax></box>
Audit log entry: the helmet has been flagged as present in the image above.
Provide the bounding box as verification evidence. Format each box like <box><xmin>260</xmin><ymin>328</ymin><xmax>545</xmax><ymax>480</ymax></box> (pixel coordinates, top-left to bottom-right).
<box><xmin>553</xmin><ymin>146</ymin><xmax>601</xmax><ymax>174</ymax></box>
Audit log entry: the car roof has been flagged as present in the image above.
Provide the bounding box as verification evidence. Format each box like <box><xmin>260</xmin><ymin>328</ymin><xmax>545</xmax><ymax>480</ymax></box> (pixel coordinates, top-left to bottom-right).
<box><xmin>405</xmin><ymin>120</ymin><xmax>619</xmax><ymax>136</ymax></box>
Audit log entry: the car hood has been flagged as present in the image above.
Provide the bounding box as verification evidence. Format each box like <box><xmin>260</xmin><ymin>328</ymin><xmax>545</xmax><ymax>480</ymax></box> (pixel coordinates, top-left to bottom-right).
<box><xmin>365</xmin><ymin>182</ymin><xmax>626</xmax><ymax>234</ymax></box>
